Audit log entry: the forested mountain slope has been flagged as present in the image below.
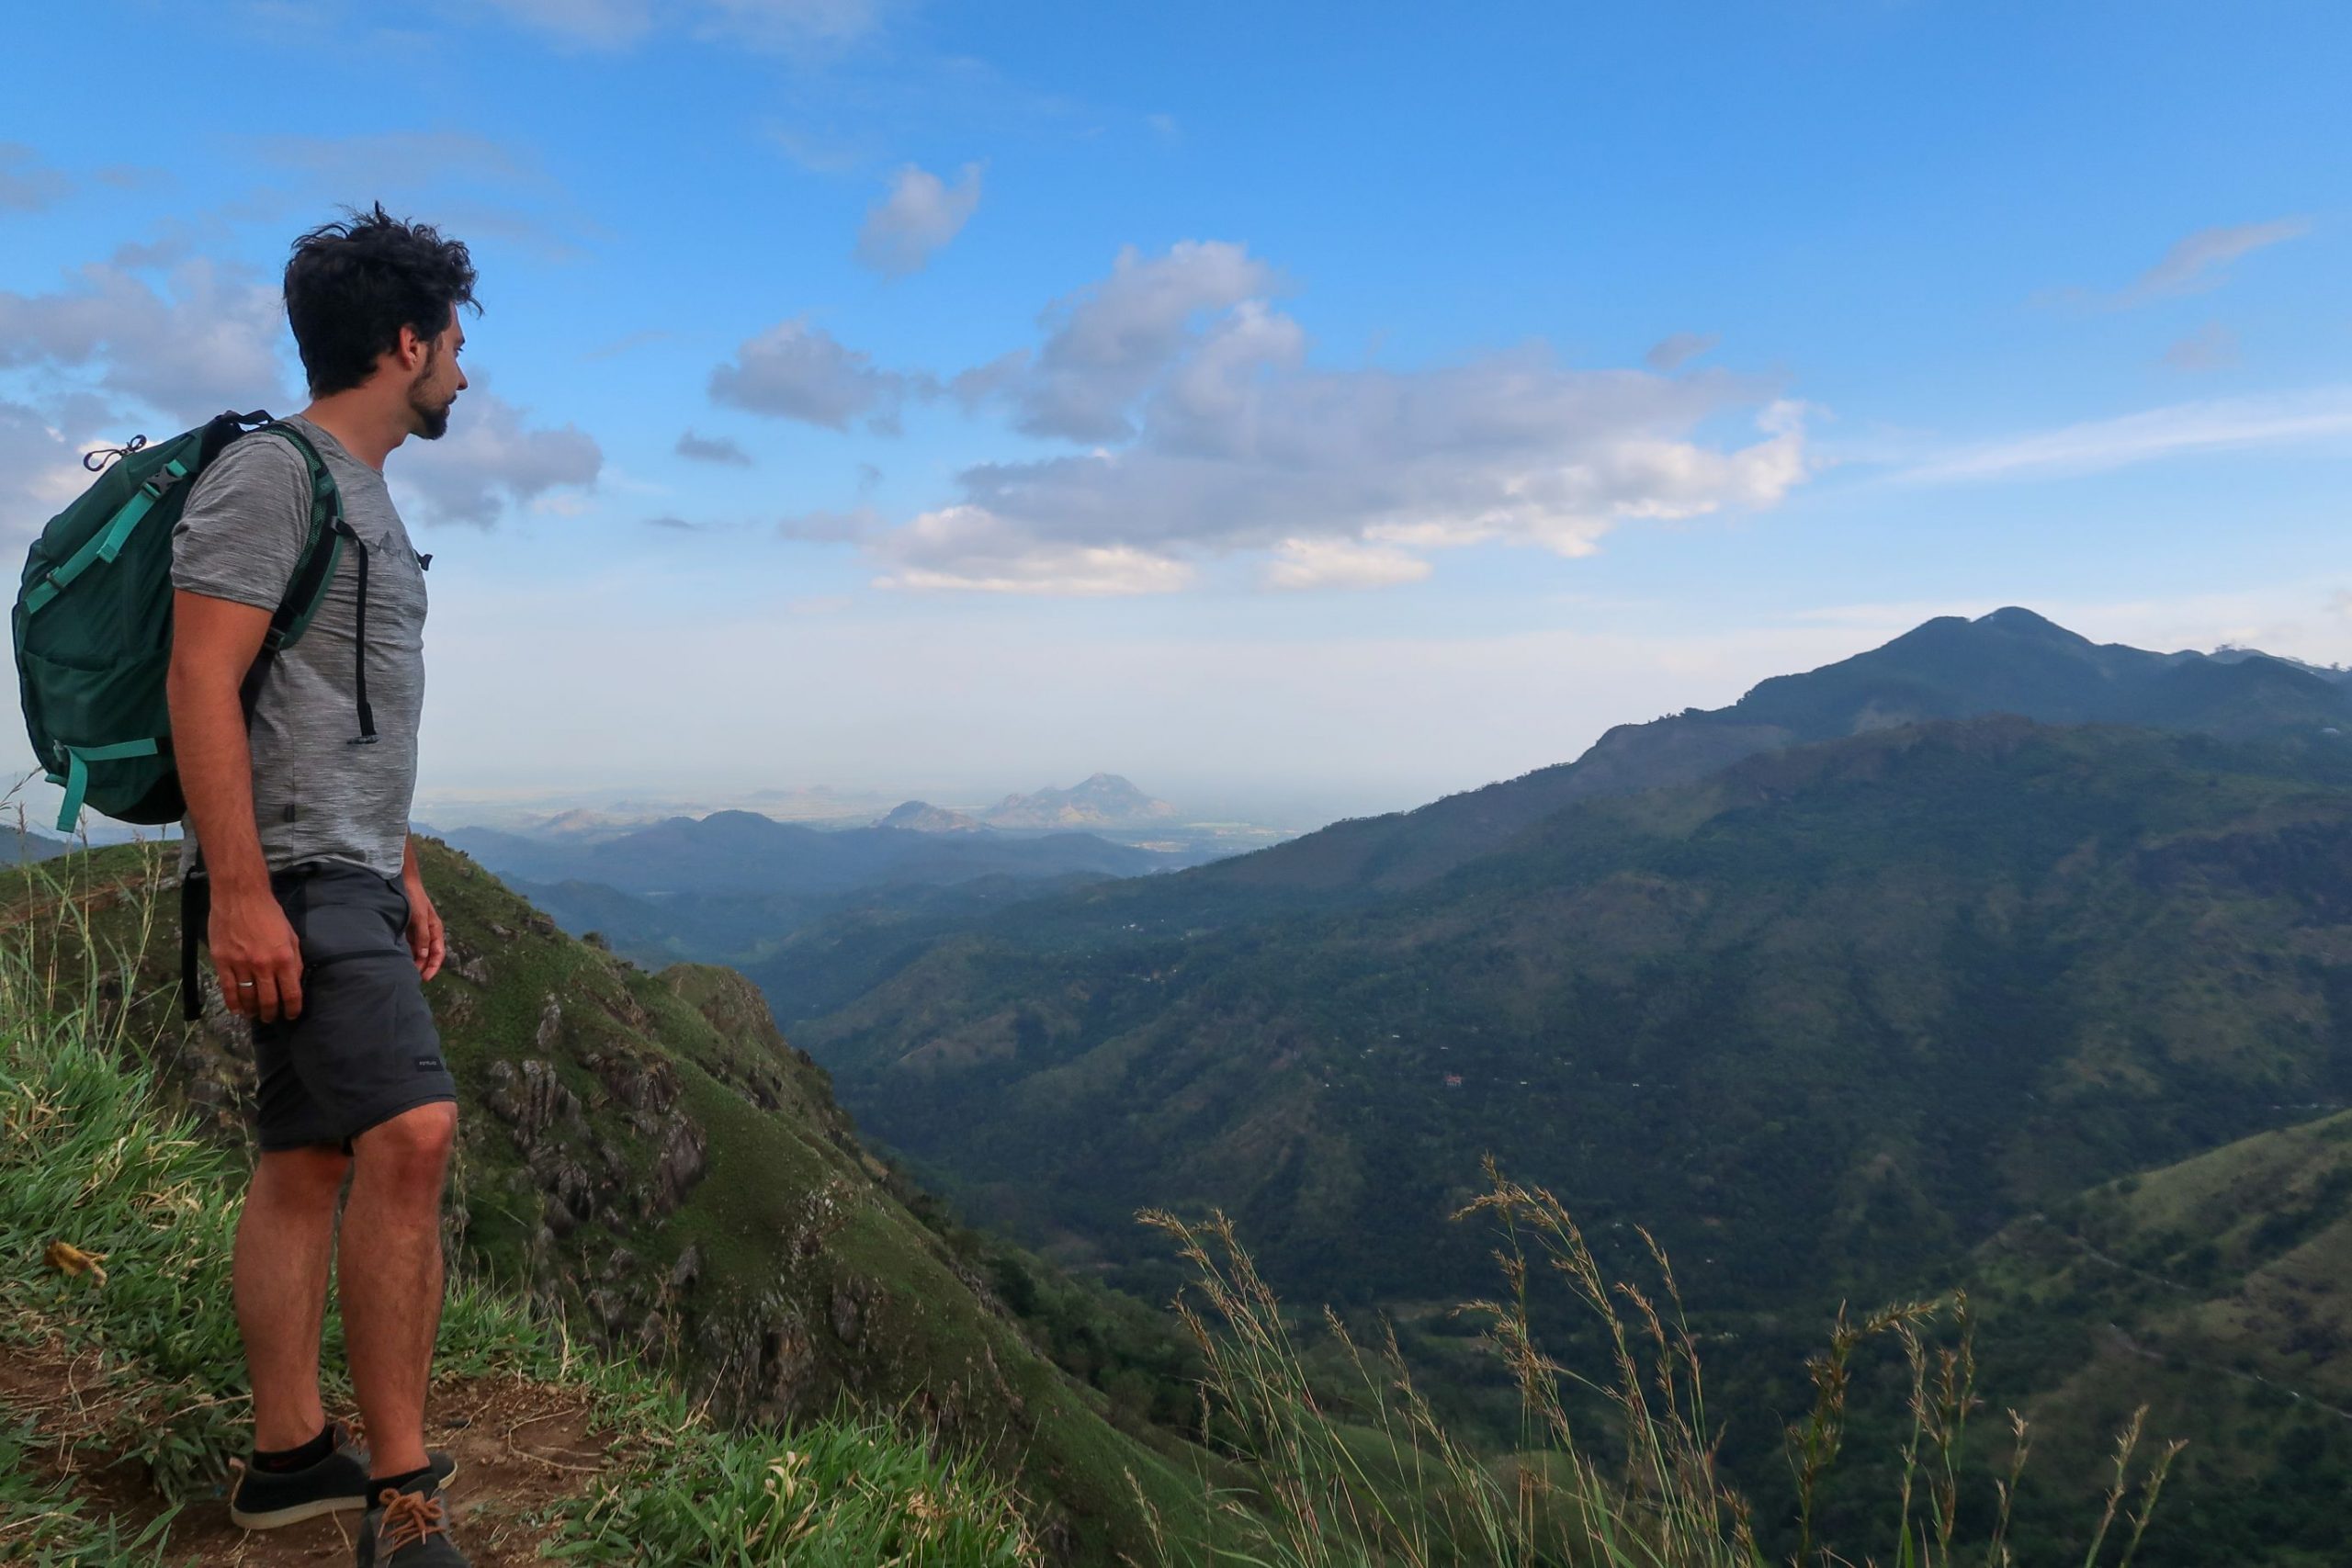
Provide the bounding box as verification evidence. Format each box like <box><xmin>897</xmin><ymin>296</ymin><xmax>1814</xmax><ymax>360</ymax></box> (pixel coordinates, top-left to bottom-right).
<box><xmin>807</xmin><ymin>719</ymin><xmax>2352</xmax><ymax>1314</ymax></box>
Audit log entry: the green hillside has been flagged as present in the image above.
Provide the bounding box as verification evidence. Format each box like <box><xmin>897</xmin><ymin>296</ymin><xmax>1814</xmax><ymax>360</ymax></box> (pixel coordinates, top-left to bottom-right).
<box><xmin>810</xmin><ymin>720</ymin><xmax>2352</xmax><ymax>1304</ymax></box>
<box><xmin>3</xmin><ymin>843</ymin><xmax>1222</xmax><ymax>1564</ymax></box>
<box><xmin>798</xmin><ymin>718</ymin><xmax>2352</xmax><ymax>1562</ymax></box>
<box><xmin>0</xmin><ymin>959</ymin><xmax>1039</xmax><ymax>1564</ymax></box>
<box><xmin>1970</xmin><ymin>1112</ymin><xmax>2352</xmax><ymax>1562</ymax></box>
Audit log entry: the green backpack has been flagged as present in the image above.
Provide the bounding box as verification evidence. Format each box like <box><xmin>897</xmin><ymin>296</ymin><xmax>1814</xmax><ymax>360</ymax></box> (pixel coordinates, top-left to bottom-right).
<box><xmin>13</xmin><ymin>410</ymin><xmax>351</xmax><ymax>835</ymax></box>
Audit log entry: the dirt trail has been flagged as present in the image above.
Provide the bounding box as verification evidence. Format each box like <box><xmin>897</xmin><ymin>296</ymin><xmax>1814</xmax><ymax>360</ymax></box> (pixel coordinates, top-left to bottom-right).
<box><xmin>1</xmin><ymin>1339</ymin><xmax>614</xmax><ymax>1566</ymax></box>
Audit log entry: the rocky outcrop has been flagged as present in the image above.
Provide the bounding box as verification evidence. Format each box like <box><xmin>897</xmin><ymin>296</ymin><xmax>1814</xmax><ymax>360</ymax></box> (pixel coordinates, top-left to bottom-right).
<box><xmin>481</xmin><ymin>1057</ymin><xmax>584</xmax><ymax>1151</ymax></box>
<box><xmin>648</xmin><ymin>1114</ymin><xmax>707</xmax><ymax>1217</ymax></box>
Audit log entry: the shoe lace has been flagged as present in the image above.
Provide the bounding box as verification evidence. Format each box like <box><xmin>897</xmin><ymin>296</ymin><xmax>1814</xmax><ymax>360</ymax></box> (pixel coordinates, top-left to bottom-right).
<box><xmin>374</xmin><ymin>1489</ymin><xmax>448</xmax><ymax>1552</ymax></box>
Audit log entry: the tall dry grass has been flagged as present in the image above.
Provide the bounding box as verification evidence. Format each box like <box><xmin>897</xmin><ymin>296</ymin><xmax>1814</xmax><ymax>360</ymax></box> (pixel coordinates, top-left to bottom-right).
<box><xmin>1136</xmin><ymin>1156</ymin><xmax>2181</xmax><ymax>1568</ymax></box>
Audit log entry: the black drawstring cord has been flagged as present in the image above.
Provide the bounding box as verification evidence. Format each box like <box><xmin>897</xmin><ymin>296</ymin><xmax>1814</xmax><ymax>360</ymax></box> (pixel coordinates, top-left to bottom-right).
<box><xmin>340</xmin><ymin>521</ymin><xmax>379</xmax><ymax>746</ymax></box>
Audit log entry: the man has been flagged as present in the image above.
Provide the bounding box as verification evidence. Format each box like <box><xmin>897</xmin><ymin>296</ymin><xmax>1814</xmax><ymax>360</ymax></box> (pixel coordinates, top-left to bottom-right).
<box><xmin>168</xmin><ymin>205</ymin><xmax>473</xmax><ymax>1567</ymax></box>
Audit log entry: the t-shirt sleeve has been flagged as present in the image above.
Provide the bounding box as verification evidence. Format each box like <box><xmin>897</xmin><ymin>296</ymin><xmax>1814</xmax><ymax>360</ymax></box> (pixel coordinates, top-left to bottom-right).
<box><xmin>169</xmin><ymin>435</ymin><xmax>314</xmax><ymax>613</ymax></box>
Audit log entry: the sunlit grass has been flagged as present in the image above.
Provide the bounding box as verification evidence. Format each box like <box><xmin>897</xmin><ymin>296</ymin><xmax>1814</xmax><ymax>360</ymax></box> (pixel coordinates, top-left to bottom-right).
<box><xmin>0</xmin><ymin>847</ymin><xmax>1039</xmax><ymax>1565</ymax></box>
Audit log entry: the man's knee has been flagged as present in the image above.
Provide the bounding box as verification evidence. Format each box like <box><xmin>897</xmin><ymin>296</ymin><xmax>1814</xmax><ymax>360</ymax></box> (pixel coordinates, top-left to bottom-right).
<box><xmin>355</xmin><ymin>1102</ymin><xmax>458</xmax><ymax>1194</ymax></box>
<box><xmin>254</xmin><ymin>1144</ymin><xmax>353</xmax><ymax>1208</ymax></box>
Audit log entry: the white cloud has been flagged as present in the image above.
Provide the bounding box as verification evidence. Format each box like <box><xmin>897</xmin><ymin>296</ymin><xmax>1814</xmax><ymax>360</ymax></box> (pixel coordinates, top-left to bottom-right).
<box><xmin>708</xmin><ymin>318</ymin><xmax>928</xmax><ymax>431</ymax></box>
<box><xmin>0</xmin><ymin>260</ymin><xmax>290</xmax><ymax>424</ymax></box>
<box><xmin>846</xmin><ymin>243</ymin><xmax>1810</xmax><ymax>595</ymax></box>
<box><xmin>397</xmin><ymin>389</ymin><xmax>603</xmax><ymax>526</ymax></box>
<box><xmin>870</xmin><ymin>512</ymin><xmax>1193</xmax><ymax>595</ymax></box>
<box><xmin>0</xmin><ymin>143</ymin><xmax>69</xmax><ymax>212</ymax></box>
<box><xmin>963</xmin><ymin>241</ymin><xmax>1279</xmax><ymax>442</ymax></box>
<box><xmin>1902</xmin><ymin>387</ymin><xmax>2352</xmax><ymax>485</ymax></box>
<box><xmin>1265</xmin><ymin>538</ymin><xmax>1433</xmax><ymax>591</ymax></box>
<box><xmin>1645</xmin><ymin>332</ymin><xmax>1718</xmax><ymax>372</ymax></box>
<box><xmin>854</xmin><ymin>163</ymin><xmax>982</xmax><ymax>276</ymax></box>
<box><xmin>0</xmin><ymin>400</ymin><xmax>91</xmax><ymax>547</ymax></box>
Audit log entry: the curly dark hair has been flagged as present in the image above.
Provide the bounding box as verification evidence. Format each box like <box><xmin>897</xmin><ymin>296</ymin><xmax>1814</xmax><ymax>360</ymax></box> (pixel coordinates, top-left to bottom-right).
<box><xmin>283</xmin><ymin>204</ymin><xmax>480</xmax><ymax>398</ymax></box>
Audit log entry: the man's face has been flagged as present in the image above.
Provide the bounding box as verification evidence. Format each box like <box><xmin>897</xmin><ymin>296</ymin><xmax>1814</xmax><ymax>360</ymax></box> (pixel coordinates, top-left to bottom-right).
<box><xmin>406</xmin><ymin>308</ymin><xmax>468</xmax><ymax>441</ymax></box>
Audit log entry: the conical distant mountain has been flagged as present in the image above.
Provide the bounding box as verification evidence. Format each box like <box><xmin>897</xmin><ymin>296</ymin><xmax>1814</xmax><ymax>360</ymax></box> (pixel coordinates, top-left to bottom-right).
<box><xmin>876</xmin><ymin>801</ymin><xmax>987</xmax><ymax>832</ymax></box>
<box><xmin>978</xmin><ymin>773</ymin><xmax>1179</xmax><ymax>830</ymax></box>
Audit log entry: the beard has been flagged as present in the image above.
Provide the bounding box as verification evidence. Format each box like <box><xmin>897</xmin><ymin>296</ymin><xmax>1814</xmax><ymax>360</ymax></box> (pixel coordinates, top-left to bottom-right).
<box><xmin>408</xmin><ymin>379</ymin><xmax>455</xmax><ymax>441</ymax></box>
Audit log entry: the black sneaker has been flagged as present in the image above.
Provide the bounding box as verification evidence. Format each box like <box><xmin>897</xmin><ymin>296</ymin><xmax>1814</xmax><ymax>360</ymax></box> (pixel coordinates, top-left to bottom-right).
<box><xmin>355</xmin><ymin>1477</ymin><xmax>469</xmax><ymax>1566</ymax></box>
<box><xmin>228</xmin><ymin>1423</ymin><xmax>458</xmax><ymax>1530</ymax></box>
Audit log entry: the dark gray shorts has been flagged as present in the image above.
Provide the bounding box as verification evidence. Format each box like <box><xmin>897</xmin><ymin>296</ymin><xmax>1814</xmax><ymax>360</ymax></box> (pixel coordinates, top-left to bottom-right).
<box><xmin>249</xmin><ymin>863</ymin><xmax>456</xmax><ymax>1153</ymax></box>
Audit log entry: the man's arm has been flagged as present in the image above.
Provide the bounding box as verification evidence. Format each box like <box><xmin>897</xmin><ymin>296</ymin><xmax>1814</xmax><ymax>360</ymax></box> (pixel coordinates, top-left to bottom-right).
<box><xmin>401</xmin><ymin>834</ymin><xmax>445</xmax><ymax>981</ymax></box>
<box><xmin>167</xmin><ymin>590</ymin><xmax>303</xmax><ymax>1021</ymax></box>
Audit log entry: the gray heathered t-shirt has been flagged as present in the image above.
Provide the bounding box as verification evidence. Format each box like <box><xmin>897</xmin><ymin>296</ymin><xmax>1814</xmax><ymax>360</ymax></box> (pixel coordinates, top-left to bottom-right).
<box><xmin>171</xmin><ymin>416</ymin><xmax>427</xmax><ymax>880</ymax></box>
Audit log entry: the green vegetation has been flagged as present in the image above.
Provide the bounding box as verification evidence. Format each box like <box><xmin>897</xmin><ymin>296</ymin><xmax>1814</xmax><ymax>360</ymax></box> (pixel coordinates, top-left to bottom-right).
<box><xmin>0</xmin><ymin>824</ymin><xmax>2258</xmax><ymax>1566</ymax></box>
<box><xmin>0</xmin><ymin>867</ymin><xmax>1035</xmax><ymax>1565</ymax></box>
<box><xmin>1148</xmin><ymin>1165</ymin><xmax>2182</xmax><ymax>1568</ymax></box>
<box><xmin>0</xmin><ymin>841</ymin><xmax>1220</xmax><ymax>1562</ymax></box>
<box><xmin>1972</xmin><ymin>1114</ymin><xmax>2352</xmax><ymax>1563</ymax></box>
<box><xmin>800</xmin><ymin>719</ymin><xmax>2352</xmax><ymax>1562</ymax></box>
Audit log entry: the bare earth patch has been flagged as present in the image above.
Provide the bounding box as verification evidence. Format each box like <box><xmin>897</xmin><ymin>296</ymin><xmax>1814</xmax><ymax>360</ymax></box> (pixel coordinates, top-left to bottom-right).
<box><xmin>2</xmin><ymin>1337</ymin><xmax>612</xmax><ymax>1566</ymax></box>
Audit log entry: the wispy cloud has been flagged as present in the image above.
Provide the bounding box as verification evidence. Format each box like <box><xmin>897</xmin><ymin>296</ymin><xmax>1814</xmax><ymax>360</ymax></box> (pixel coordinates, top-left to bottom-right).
<box><xmin>2161</xmin><ymin>322</ymin><xmax>2239</xmax><ymax>373</ymax></box>
<box><xmin>251</xmin><ymin>129</ymin><xmax>540</xmax><ymax>191</ymax></box>
<box><xmin>675</xmin><ymin>429</ymin><xmax>753</xmax><ymax>465</ymax></box>
<box><xmin>2127</xmin><ymin>218</ymin><xmax>2309</xmax><ymax>302</ymax></box>
<box><xmin>583</xmin><ymin>328</ymin><xmax>673</xmax><ymax>361</ymax></box>
<box><xmin>475</xmin><ymin>0</ymin><xmax>885</xmax><ymax>53</ymax></box>
<box><xmin>1645</xmin><ymin>332</ymin><xmax>1718</xmax><ymax>372</ymax></box>
<box><xmin>1901</xmin><ymin>387</ymin><xmax>2352</xmax><ymax>484</ymax></box>
<box><xmin>0</xmin><ymin>142</ymin><xmax>69</xmax><ymax>212</ymax></box>
<box><xmin>397</xmin><ymin>386</ymin><xmax>603</xmax><ymax>526</ymax></box>
<box><xmin>2049</xmin><ymin>217</ymin><xmax>2313</xmax><ymax>310</ymax></box>
<box><xmin>854</xmin><ymin>163</ymin><xmax>982</xmax><ymax>276</ymax></box>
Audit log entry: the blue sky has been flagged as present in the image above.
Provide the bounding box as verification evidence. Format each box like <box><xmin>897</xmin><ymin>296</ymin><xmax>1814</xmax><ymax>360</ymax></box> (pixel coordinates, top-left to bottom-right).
<box><xmin>4</xmin><ymin>1</ymin><xmax>2349</xmax><ymax>827</ymax></box>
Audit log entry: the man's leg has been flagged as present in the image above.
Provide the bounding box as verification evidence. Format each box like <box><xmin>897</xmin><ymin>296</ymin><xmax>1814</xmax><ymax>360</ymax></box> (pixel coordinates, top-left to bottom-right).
<box><xmin>342</xmin><ymin>1102</ymin><xmax>458</xmax><ymax>1481</ymax></box>
<box><xmin>233</xmin><ymin>1145</ymin><xmax>353</xmax><ymax>1451</ymax></box>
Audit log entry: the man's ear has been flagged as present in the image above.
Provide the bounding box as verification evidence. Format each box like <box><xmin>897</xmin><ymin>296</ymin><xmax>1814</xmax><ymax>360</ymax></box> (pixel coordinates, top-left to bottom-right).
<box><xmin>394</xmin><ymin>324</ymin><xmax>427</xmax><ymax>372</ymax></box>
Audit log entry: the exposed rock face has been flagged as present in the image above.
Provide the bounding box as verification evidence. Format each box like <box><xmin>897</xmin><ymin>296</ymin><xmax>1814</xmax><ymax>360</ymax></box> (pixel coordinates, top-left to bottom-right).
<box><xmin>649</xmin><ymin>1114</ymin><xmax>707</xmax><ymax>1217</ymax></box>
<box><xmin>482</xmin><ymin>1058</ymin><xmax>584</xmax><ymax>1151</ymax></box>
<box><xmin>590</xmin><ymin>1047</ymin><xmax>677</xmax><ymax>1115</ymax></box>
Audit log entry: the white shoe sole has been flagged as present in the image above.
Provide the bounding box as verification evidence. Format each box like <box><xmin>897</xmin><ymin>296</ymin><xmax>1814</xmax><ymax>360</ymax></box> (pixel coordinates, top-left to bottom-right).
<box><xmin>230</xmin><ymin>1493</ymin><xmax>366</xmax><ymax>1529</ymax></box>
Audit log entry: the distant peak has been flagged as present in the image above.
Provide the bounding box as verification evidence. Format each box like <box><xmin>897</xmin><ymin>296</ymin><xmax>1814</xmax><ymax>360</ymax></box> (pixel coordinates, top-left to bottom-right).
<box><xmin>1973</xmin><ymin>606</ymin><xmax>2087</xmax><ymax>643</ymax></box>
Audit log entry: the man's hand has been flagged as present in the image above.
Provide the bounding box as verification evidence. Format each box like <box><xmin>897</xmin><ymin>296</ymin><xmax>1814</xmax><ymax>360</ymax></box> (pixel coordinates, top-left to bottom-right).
<box><xmin>404</xmin><ymin>873</ymin><xmax>446</xmax><ymax>981</ymax></box>
<box><xmin>211</xmin><ymin>890</ymin><xmax>304</xmax><ymax>1022</ymax></box>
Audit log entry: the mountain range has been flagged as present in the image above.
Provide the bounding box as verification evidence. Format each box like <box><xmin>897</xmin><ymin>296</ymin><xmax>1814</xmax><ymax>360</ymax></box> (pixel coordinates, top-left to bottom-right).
<box><xmin>775</xmin><ymin>608</ymin><xmax>2352</xmax><ymax>1562</ymax></box>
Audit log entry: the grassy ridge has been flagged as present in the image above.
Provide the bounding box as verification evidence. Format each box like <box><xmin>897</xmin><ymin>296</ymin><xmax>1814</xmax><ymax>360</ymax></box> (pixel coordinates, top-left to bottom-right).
<box><xmin>0</xmin><ymin>841</ymin><xmax>1223</xmax><ymax>1563</ymax></box>
<box><xmin>0</xmin><ymin>878</ymin><xmax>1036</xmax><ymax>1565</ymax></box>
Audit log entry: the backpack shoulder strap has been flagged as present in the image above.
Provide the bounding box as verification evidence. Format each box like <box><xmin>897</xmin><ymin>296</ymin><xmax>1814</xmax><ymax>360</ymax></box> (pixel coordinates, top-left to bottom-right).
<box><xmin>249</xmin><ymin>423</ymin><xmax>345</xmax><ymax>652</ymax></box>
<box><xmin>236</xmin><ymin>423</ymin><xmax>378</xmax><ymax>748</ymax></box>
